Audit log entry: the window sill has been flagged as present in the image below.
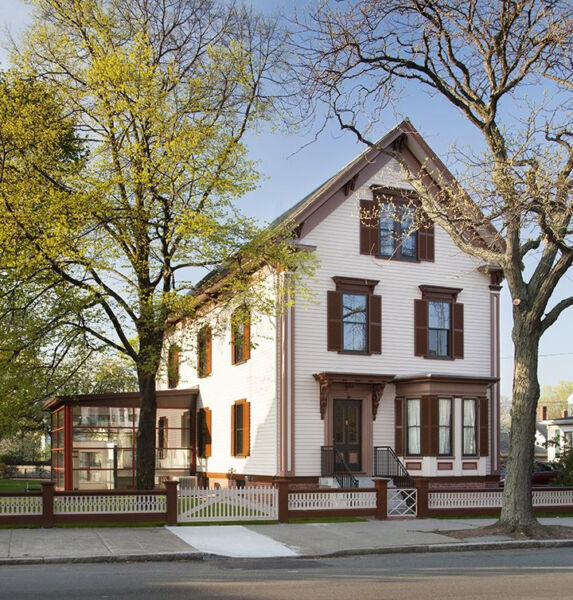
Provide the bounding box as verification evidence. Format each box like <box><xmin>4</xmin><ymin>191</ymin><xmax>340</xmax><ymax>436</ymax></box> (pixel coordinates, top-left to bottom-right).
<box><xmin>232</xmin><ymin>359</ymin><xmax>250</xmax><ymax>366</ymax></box>
<box><xmin>423</xmin><ymin>355</ymin><xmax>456</xmax><ymax>361</ymax></box>
<box><xmin>198</xmin><ymin>373</ymin><xmax>212</xmax><ymax>379</ymax></box>
<box><xmin>337</xmin><ymin>350</ymin><xmax>371</xmax><ymax>356</ymax></box>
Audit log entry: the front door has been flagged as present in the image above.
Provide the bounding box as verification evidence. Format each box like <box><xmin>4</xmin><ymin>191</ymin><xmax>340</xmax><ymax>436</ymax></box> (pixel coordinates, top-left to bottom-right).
<box><xmin>333</xmin><ymin>399</ymin><xmax>361</xmax><ymax>471</ymax></box>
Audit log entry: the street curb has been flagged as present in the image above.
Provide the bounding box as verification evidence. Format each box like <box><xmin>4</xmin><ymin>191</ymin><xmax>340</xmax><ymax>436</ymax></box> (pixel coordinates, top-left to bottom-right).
<box><xmin>2</xmin><ymin>539</ymin><xmax>573</xmax><ymax>566</ymax></box>
<box><xmin>309</xmin><ymin>538</ymin><xmax>573</xmax><ymax>559</ymax></box>
<box><xmin>0</xmin><ymin>551</ymin><xmax>206</xmax><ymax>566</ymax></box>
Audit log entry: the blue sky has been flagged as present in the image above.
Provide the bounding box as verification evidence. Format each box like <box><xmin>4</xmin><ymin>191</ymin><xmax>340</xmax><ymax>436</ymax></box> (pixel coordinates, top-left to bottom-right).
<box><xmin>1</xmin><ymin>0</ymin><xmax>571</xmax><ymax>399</ymax></box>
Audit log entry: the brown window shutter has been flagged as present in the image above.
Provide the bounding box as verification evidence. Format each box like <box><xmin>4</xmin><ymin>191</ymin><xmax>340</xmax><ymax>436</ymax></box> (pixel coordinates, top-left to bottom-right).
<box><xmin>452</xmin><ymin>303</ymin><xmax>464</xmax><ymax>359</ymax></box>
<box><xmin>197</xmin><ymin>409</ymin><xmax>203</xmax><ymax>457</ymax></box>
<box><xmin>395</xmin><ymin>397</ymin><xmax>404</xmax><ymax>456</ymax></box>
<box><xmin>360</xmin><ymin>199</ymin><xmax>379</xmax><ymax>255</ymax></box>
<box><xmin>369</xmin><ymin>294</ymin><xmax>382</xmax><ymax>354</ymax></box>
<box><xmin>428</xmin><ymin>396</ymin><xmax>439</xmax><ymax>456</ymax></box>
<box><xmin>418</xmin><ymin>220</ymin><xmax>435</xmax><ymax>261</ymax></box>
<box><xmin>421</xmin><ymin>397</ymin><xmax>433</xmax><ymax>456</ymax></box>
<box><xmin>230</xmin><ymin>404</ymin><xmax>236</xmax><ymax>456</ymax></box>
<box><xmin>205</xmin><ymin>408</ymin><xmax>212</xmax><ymax>458</ymax></box>
<box><xmin>414</xmin><ymin>299</ymin><xmax>428</xmax><ymax>356</ymax></box>
<box><xmin>243</xmin><ymin>314</ymin><xmax>251</xmax><ymax>361</ymax></box>
<box><xmin>243</xmin><ymin>401</ymin><xmax>251</xmax><ymax>457</ymax></box>
<box><xmin>327</xmin><ymin>291</ymin><xmax>342</xmax><ymax>351</ymax></box>
<box><xmin>479</xmin><ymin>397</ymin><xmax>489</xmax><ymax>457</ymax></box>
<box><xmin>206</xmin><ymin>328</ymin><xmax>212</xmax><ymax>375</ymax></box>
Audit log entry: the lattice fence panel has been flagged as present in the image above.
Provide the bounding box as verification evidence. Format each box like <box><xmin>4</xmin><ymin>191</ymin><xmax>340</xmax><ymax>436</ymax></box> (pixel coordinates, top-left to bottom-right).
<box><xmin>54</xmin><ymin>494</ymin><xmax>166</xmax><ymax>514</ymax></box>
<box><xmin>178</xmin><ymin>487</ymin><xmax>278</xmax><ymax>522</ymax></box>
<box><xmin>288</xmin><ymin>491</ymin><xmax>376</xmax><ymax>511</ymax></box>
<box><xmin>533</xmin><ymin>489</ymin><xmax>573</xmax><ymax>506</ymax></box>
<box><xmin>387</xmin><ymin>489</ymin><xmax>417</xmax><ymax>517</ymax></box>
<box><xmin>428</xmin><ymin>490</ymin><xmax>503</xmax><ymax>510</ymax></box>
<box><xmin>0</xmin><ymin>495</ymin><xmax>43</xmax><ymax>515</ymax></box>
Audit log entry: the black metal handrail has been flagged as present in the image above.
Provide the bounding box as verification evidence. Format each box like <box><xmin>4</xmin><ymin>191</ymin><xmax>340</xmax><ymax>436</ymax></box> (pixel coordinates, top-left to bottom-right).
<box><xmin>321</xmin><ymin>446</ymin><xmax>359</xmax><ymax>488</ymax></box>
<box><xmin>373</xmin><ymin>446</ymin><xmax>415</xmax><ymax>488</ymax></box>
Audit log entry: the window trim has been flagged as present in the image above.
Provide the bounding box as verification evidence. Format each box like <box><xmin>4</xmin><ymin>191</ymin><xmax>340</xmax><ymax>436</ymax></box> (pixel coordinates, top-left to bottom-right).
<box><xmin>359</xmin><ymin>188</ymin><xmax>434</xmax><ymax>262</ymax></box>
<box><xmin>231</xmin><ymin>308</ymin><xmax>250</xmax><ymax>365</ymax></box>
<box><xmin>329</xmin><ymin>276</ymin><xmax>381</xmax><ymax>356</ymax></box>
<box><xmin>438</xmin><ymin>397</ymin><xmax>454</xmax><ymax>457</ymax></box>
<box><xmin>416</xmin><ymin>285</ymin><xmax>464</xmax><ymax>360</ymax></box>
<box><xmin>376</xmin><ymin>195</ymin><xmax>419</xmax><ymax>261</ymax></box>
<box><xmin>231</xmin><ymin>399</ymin><xmax>250</xmax><ymax>458</ymax></box>
<box><xmin>462</xmin><ymin>398</ymin><xmax>478</xmax><ymax>457</ymax></box>
<box><xmin>405</xmin><ymin>398</ymin><xmax>422</xmax><ymax>457</ymax></box>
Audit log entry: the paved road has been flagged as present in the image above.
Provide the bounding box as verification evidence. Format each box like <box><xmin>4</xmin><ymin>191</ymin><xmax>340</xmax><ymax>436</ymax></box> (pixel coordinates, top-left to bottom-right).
<box><xmin>1</xmin><ymin>547</ymin><xmax>572</xmax><ymax>599</ymax></box>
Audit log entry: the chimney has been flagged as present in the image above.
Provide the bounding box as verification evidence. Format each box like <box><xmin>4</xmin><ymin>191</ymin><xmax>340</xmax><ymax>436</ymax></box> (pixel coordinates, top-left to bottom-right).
<box><xmin>562</xmin><ymin>410</ymin><xmax>568</xmax><ymax>418</ymax></box>
<box><xmin>540</xmin><ymin>406</ymin><xmax>547</xmax><ymax>421</ymax></box>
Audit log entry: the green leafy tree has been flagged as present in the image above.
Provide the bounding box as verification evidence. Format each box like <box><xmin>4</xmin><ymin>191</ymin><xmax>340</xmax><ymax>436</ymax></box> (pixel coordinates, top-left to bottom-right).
<box><xmin>0</xmin><ymin>0</ymin><xmax>309</xmax><ymax>488</ymax></box>
<box><xmin>293</xmin><ymin>0</ymin><xmax>573</xmax><ymax>535</ymax></box>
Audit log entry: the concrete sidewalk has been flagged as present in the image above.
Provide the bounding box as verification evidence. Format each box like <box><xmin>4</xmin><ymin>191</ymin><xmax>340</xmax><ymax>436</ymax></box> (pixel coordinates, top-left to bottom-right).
<box><xmin>1</xmin><ymin>517</ymin><xmax>573</xmax><ymax>565</ymax></box>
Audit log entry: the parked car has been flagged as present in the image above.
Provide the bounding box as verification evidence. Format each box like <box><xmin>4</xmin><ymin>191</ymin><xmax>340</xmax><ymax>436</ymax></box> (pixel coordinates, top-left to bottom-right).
<box><xmin>499</xmin><ymin>461</ymin><xmax>560</xmax><ymax>486</ymax></box>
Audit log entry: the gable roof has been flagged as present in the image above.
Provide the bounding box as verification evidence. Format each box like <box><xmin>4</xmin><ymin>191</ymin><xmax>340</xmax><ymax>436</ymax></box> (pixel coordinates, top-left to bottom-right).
<box><xmin>187</xmin><ymin>119</ymin><xmax>501</xmax><ymax>305</ymax></box>
<box><xmin>271</xmin><ymin>119</ymin><xmax>500</xmax><ymax>251</ymax></box>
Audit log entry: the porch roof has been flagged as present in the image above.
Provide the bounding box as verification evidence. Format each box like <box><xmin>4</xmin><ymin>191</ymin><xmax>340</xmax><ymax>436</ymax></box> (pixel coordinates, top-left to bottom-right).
<box><xmin>44</xmin><ymin>387</ymin><xmax>199</xmax><ymax>412</ymax></box>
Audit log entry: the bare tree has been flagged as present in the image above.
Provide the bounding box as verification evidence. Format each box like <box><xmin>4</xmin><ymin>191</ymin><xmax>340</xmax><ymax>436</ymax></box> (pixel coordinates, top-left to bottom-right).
<box><xmin>293</xmin><ymin>0</ymin><xmax>573</xmax><ymax>535</ymax></box>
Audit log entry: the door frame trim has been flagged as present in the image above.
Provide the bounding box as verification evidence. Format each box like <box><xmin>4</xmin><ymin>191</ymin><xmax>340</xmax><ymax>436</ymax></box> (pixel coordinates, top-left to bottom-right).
<box><xmin>324</xmin><ymin>383</ymin><xmax>373</xmax><ymax>475</ymax></box>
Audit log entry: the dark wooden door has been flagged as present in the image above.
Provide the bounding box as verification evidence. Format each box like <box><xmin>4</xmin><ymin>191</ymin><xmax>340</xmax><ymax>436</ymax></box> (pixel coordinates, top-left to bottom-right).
<box><xmin>333</xmin><ymin>399</ymin><xmax>362</xmax><ymax>471</ymax></box>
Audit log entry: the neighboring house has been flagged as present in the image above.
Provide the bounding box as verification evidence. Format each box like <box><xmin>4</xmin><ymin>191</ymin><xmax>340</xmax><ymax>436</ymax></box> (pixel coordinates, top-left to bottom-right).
<box><xmin>45</xmin><ymin>120</ymin><xmax>502</xmax><ymax>490</ymax></box>
<box><xmin>541</xmin><ymin>395</ymin><xmax>573</xmax><ymax>461</ymax></box>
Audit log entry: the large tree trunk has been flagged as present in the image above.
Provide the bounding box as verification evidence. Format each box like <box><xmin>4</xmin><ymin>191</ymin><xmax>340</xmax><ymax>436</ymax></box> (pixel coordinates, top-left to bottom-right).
<box><xmin>498</xmin><ymin>313</ymin><xmax>541</xmax><ymax>534</ymax></box>
<box><xmin>135</xmin><ymin>370</ymin><xmax>158</xmax><ymax>490</ymax></box>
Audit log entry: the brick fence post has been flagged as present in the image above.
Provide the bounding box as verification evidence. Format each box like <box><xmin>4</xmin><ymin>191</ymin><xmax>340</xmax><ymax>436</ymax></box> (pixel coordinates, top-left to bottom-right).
<box><xmin>415</xmin><ymin>479</ymin><xmax>429</xmax><ymax>519</ymax></box>
<box><xmin>41</xmin><ymin>481</ymin><xmax>55</xmax><ymax>528</ymax></box>
<box><xmin>373</xmin><ymin>478</ymin><xmax>389</xmax><ymax>520</ymax></box>
<box><xmin>274</xmin><ymin>479</ymin><xmax>290</xmax><ymax>523</ymax></box>
<box><xmin>165</xmin><ymin>480</ymin><xmax>179</xmax><ymax>526</ymax></box>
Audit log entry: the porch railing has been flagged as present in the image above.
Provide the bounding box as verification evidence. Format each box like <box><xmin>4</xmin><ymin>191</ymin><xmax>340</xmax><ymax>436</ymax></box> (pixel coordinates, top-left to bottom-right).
<box><xmin>321</xmin><ymin>446</ymin><xmax>359</xmax><ymax>488</ymax></box>
<box><xmin>373</xmin><ymin>446</ymin><xmax>415</xmax><ymax>488</ymax></box>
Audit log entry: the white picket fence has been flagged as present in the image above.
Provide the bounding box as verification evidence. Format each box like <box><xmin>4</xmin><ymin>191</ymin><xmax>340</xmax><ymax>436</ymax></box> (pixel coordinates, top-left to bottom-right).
<box><xmin>289</xmin><ymin>490</ymin><xmax>376</xmax><ymax>511</ymax></box>
<box><xmin>0</xmin><ymin>495</ymin><xmax>43</xmax><ymax>515</ymax></box>
<box><xmin>178</xmin><ymin>487</ymin><xmax>278</xmax><ymax>522</ymax></box>
<box><xmin>54</xmin><ymin>494</ymin><xmax>166</xmax><ymax>514</ymax></box>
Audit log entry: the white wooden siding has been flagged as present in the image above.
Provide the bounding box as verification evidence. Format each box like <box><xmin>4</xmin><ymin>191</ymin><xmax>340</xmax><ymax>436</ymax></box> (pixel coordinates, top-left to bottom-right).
<box><xmin>158</xmin><ymin>275</ymin><xmax>280</xmax><ymax>478</ymax></box>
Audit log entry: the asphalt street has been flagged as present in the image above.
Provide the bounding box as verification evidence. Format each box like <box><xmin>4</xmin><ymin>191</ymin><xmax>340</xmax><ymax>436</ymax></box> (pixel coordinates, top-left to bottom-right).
<box><xmin>1</xmin><ymin>547</ymin><xmax>572</xmax><ymax>600</ymax></box>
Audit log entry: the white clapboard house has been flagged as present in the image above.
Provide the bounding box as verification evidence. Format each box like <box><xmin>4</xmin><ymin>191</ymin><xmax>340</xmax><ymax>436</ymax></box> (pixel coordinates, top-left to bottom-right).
<box><xmin>157</xmin><ymin>120</ymin><xmax>503</xmax><ymax>491</ymax></box>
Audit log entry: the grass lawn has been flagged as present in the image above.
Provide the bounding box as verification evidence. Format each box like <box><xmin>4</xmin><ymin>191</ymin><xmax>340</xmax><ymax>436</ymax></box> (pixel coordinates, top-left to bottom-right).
<box><xmin>0</xmin><ymin>479</ymin><xmax>43</xmax><ymax>493</ymax></box>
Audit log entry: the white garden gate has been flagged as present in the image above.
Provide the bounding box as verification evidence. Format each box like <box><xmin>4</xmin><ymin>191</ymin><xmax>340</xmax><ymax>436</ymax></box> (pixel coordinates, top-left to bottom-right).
<box><xmin>178</xmin><ymin>486</ymin><xmax>278</xmax><ymax>523</ymax></box>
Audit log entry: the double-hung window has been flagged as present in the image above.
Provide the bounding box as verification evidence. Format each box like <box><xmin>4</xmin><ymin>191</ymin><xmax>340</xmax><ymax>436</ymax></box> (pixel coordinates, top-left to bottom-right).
<box><xmin>327</xmin><ymin>277</ymin><xmax>381</xmax><ymax>354</ymax></box>
<box><xmin>231</xmin><ymin>308</ymin><xmax>250</xmax><ymax>365</ymax></box>
<box><xmin>462</xmin><ymin>398</ymin><xmax>477</xmax><ymax>455</ymax></box>
<box><xmin>231</xmin><ymin>399</ymin><xmax>250</xmax><ymax>457</ymax></box>
<box><xmin>342</xmin><ymin>293</ymin><xmax>368</xmax><ymax>352</ymax></box>
<box><xmin>378</xmin><ymin>201</ymin><xmax>418</xmax><ymax>259</ymax></box>
<box><xmin>415</xmin><ymin>286</ymin><xmax>464</xmax><ymax>359</ymax></box>
<box><xmin>360</xmin><ymin>189</ymin><xmax>434</xmax><ymax>261</ymax></box>
<box><xmin>438</xmin><ymin>398</ymin><xmax>453</xmax><ymax>456</ymax></box>
<box><xmin>406</xmin><ymin>398</ymin><xmax>421</xmax><ymax>455</ymax></box>
<box><xmin>428</xmin><ymin>301</ymin><xmax>451</xmax><ymax>358</ymax></box>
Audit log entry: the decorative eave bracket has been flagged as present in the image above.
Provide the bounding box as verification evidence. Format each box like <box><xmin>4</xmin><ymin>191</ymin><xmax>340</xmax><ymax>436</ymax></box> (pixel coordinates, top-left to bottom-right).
<box><xmin>313</xmin><ymin>372</ymin><xmax>395</xmax><ymax>420</ymax></box>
